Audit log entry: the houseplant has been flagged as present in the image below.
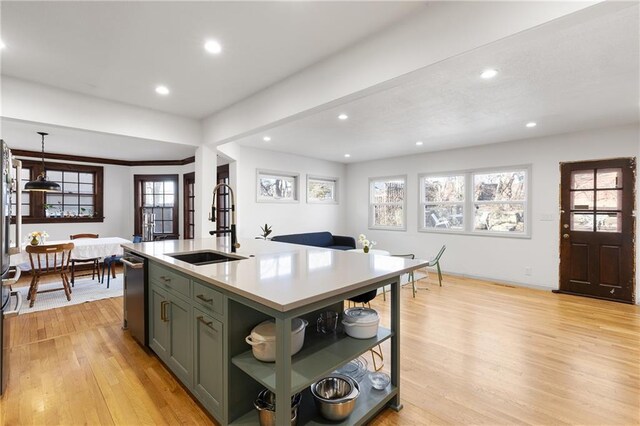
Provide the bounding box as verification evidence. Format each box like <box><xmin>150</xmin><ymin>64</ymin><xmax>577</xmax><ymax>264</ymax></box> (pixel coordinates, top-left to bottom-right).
<box><xmin>358</xmin><ymin>234</ymin><xmax>376</xmax><ymax>253</ymax></box>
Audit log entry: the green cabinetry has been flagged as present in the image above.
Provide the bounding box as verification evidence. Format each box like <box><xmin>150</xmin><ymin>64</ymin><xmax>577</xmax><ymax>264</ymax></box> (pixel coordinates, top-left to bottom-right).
<box><xmin>148</xmin><ymin>261</ymin><xmax>225</xmax><ymax>423</ymax></box>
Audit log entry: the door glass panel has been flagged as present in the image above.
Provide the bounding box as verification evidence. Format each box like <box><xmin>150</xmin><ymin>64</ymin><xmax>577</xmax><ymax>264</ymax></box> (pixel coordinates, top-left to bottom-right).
<box><xmin>571</xmin><ymin>191</ymin><xmax>594</xmax><ymax>210</ymax></box>
<box><xmin>596</xmin><ymin>190</ymin><xmax>622</xmax><ymax>210</ymax></box>
<box><xmin>596</xmin><ymin>168</ymin><xmax>622</xmax><ymax>189</ymax></box>
<box><xmin>571</xmin><ymin>213</ymin><xmax>593</xmax><ymax>231</ymax></box>
<box><xmin>571</xmin><ymin>170</ymin><xmax>594</xmax><ymax>189</ymax></box>
<box><xmin>596</xmin><ymin>212</ymin><xmax>621</xmax><ymax>232</ymax></box>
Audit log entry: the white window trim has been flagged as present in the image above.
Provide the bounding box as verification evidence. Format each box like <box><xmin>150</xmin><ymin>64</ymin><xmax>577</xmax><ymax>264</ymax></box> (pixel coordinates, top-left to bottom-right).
<box><xmin>368</xmin><ymin>175</ymin><xmax>407</xmax><ymax>231</ymax></box>
<box><xmin>306</xmin><ymin>174</ymin><xmax>339</xmax><ymax>204</ymax></box>
<box><xmin>256</xmin><ymin>169</ymin><xmax>300</xmax><ymax>203</ymax></box>
<box><xmin>418</xmin><ymin>165</ymin><xmax>532</xmax><ymax>239</ymax></box>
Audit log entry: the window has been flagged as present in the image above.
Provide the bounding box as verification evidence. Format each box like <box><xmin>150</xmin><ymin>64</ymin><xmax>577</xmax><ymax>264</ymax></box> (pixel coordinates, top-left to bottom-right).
<box><xmin>183</xmin><ymin>172</ymin><xmax>195</xmax><ymax>239</ymax></box>
<box><xmin>134</xmin><ymin>175</ymin><xmax>179</xmax><ymax>238</ymax></box>
<box><xmin>256</xmin><ymin>170</ymin><xmax>299</xmax><ymax>202</ymax></box>
<box><xmin>419</xmin><ymin>166</ymin><xmax>530</xmax><ymax>237</ymax></box>
<box><xmin>369</xmin><ymin>176</ymin><xmax>406</xmax><ymax>230</ymax></box>
<box><xmin>421</xmin><ymin>174</ymin><xmax>465</xmax><ymax>230</ymax></box>
<box><xmin>11</xmin><ymin>160</ymin><xmax>104</xmax><ymax>224</ymax></box>
<box><xmin>307</xmin><ymin>175</ymin><xmax>338</xmax><ymax>203</ymax></box>
<box><xmin>10</xmin><ymin>165</ymin><xmax>31</xmax><ymax>218</ymax></box>
<box><xmin>473</xmin><ymin>170</ymin><xmax>526</xmax><ymax>233</ymax></box>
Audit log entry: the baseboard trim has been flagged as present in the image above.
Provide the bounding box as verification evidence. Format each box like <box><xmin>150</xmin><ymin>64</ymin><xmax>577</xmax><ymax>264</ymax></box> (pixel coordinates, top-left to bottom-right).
<box><xmin>434</xmin><ymin>270</ymin><xmax>555</xmax><ymax>292</ymax></box>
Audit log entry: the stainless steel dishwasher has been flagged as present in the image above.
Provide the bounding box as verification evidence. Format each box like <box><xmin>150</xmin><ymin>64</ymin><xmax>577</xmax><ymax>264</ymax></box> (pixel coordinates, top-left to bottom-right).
<box><xmin>122</xmin><ymin>251</ymin><xmax>147</xmax><ymax>347</ymax></box>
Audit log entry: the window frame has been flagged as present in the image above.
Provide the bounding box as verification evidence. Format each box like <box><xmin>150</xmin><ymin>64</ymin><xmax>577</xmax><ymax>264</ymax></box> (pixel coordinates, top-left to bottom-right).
<box><xmin>256</xmin><ymin>169</ymin><xmax>300</xmax><ymax>203</ymax></box>
<box><xmin>12</xmin><ymin>160</ymin><xmax>104</xmax><ymax>224</ymax></box>
<box><xmin>134</xmin><ymin>174</ymin><xmax>179</xmax><ymax>238</ymax></box>
<box><xmin>306</xmin><ymin>175</ymin><xmax>339</xmax><ymax>204</ymax></box>
<box><xmin>418</xmin><ymin>165</ymin><xmax>532</xmax><ymax>238</ymax></box>
<box><xmin>368</xmin><ymin>175</ymin><xmax>407</xmax><ymax>231</ymax></box>
<box><xmin>418</xmin><ymin>172</ymin><xmax>466</xmax><ymax>234</ymax></box>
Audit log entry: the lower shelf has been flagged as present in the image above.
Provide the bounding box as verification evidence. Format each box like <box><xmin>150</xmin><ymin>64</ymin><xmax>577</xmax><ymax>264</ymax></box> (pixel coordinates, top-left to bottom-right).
<box><xmin>229</xmin><ymin>374</ymin><xmax>398</xmax><ymax>426</ymax></box>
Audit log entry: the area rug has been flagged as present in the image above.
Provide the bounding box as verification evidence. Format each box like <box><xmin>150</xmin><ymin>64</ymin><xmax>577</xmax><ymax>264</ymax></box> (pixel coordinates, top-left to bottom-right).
<box><xmin>16</xmin><ymin>274</ymin><xmax>123</xmax><ymax>314</ymax></box>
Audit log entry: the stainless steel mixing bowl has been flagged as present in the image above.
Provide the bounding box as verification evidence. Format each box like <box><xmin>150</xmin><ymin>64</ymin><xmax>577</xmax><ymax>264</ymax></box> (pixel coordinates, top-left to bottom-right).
<box><xmin>310</xmin><ymin>374</ymin><xmax>360</xmax><ymax>421</ymax></box>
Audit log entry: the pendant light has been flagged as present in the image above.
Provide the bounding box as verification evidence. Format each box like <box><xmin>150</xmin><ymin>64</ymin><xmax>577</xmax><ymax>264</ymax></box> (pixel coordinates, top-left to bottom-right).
<box><xmin>24</xmin><ymin>132</ymin><xmax>61</xmax><ymax>192</ymax></box>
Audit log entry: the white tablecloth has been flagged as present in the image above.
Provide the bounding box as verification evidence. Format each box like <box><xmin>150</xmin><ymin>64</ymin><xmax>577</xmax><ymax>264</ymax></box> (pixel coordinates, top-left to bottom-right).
<box><xmin>11</xmin><ymin>237</ymin><xmax>130</xmax><ymax>266</ymax></box>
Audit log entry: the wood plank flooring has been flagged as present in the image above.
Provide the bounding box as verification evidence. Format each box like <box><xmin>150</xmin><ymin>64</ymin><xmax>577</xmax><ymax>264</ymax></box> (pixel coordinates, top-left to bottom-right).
<box><xmin>1</xmin><ymin>273</ymin><xmax>638</xmax><ymax>425</ymax></box>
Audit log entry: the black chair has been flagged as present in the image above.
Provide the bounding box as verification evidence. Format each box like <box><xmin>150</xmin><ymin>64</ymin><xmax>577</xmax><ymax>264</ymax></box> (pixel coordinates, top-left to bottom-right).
<box><xmin>69</xmin><ymin>233</ymin><xmax>100</xmax><ymax>286</ymax></box>
<box><xmin>101</xmin><ymin>235</ymin><xmax>143</xmax><ymax>287</ymax></box>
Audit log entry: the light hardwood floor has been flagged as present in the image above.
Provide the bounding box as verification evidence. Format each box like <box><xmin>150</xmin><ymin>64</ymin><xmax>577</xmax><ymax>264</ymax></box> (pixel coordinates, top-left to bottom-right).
<box><xmin>1</xmin><ymin>273</ymin><xmax>638</xmax><ymax>425</ymax></box>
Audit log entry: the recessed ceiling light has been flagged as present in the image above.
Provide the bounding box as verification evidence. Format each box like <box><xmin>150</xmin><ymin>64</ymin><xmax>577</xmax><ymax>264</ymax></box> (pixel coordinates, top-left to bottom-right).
<box><xmin>204</xmin><ymin>40</ymin><xmax>222</xmax><ymax>55</ymax></box>
<box><xmin>338</xmin><ymin>114</ymin><xmax>349</xmax><ymax>120</ymax></box>
<box><xmin>263</xmin><ymin>136</ymin><xmax>271</xmax><ymax>142</ymax></box>
<box><xmin>344</xmin><ymin>154</ymin><xmax>351</xmax><ymax>158</ymax></box>
<box><xmin>416</xmin><ymin>141</ymin><xmax>423</xmax><ymax>146</ymax></box>
<box><xmin>480</xmin><ymin>69</ymin><xmax>498</xmax><ymax>79</ymax></box>
<box><xmin>0</xmin><ymin>40</ymin><xmax>5</xmax><ymax>49</ymax></box>
<box><xmin>155</xmin><ymin>85</ymin><xmax>170</xmax><ymax>95</ymax></box>
<box><xmin>526</xmin><ymin>122</ymin><xmax>537</xmax><ymax>128</ymax></box>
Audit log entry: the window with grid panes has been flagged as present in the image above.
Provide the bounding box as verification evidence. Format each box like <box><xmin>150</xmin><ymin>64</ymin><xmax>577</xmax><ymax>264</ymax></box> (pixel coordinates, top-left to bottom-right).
<box><xmin>134</xmin><ymin>175</ymin><xmax>179</xmax><ymax>238</ymax></box>
<box><xmin>10</xmin><ymin>165</ymin><xmax>31</xmax><ymax>218</ymax></box>
<box><xmin>368</xmin><ymin>176</ymin><xmax>406</xmax><ymax>230</ymax></box>
<box><xmin>11</xmin><ymin>160</ymin><xmax>103</xmax><ymax>224</ymax></box>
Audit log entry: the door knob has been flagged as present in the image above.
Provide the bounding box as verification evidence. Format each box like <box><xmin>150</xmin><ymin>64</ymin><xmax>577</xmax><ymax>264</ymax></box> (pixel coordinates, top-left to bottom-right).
<box><xmin>563</xmin><ymin>234</ymin><xmax>570</xmax><ymax>239</ymax></box>
<box><xmin>563</xmin><ymin>224</ymin><xmax>569</xmax><ymax>229</ymax></box>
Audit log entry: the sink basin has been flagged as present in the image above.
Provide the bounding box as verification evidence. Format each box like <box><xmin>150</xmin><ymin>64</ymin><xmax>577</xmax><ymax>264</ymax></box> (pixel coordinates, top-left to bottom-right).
<box><xmin>167</xmin><ymin>250</ymin><xmax>246</xmax><ymax>266</ymax></box>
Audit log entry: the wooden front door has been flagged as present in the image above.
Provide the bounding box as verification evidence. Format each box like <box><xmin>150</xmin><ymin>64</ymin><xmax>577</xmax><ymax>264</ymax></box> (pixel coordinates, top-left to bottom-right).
<box><xmin>559</xmin><ymin>158</ymin><xmax>635</xmax><ymax>303</ymax></box>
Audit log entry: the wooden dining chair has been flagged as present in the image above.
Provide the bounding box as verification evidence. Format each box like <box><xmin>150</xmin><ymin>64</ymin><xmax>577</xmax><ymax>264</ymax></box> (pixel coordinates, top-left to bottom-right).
<box><xmin>26</xmin><ymin>243</ymin><xmax>74</xmax><ymax>308</ymax></box>
<box><xmin>69</xmin><ymin>233</ymin><xmax>100</xmax><ymax>286</ymax></box>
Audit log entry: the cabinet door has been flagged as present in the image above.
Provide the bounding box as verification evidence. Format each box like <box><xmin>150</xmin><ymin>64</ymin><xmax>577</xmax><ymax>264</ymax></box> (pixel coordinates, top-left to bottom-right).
<box><xmin>193</xmin><ymin>309</ymin><xmax>224</xmax><ymax>419</ymax></box>
<box><xmin>149</xmin><ymin>285</ymin><xmax>169</xmax><ymax>361</ymax></box>
<box><xmin>168</xmin><ymin>295</ymin><xmax>193</xmax><ymax>387</ymax></box>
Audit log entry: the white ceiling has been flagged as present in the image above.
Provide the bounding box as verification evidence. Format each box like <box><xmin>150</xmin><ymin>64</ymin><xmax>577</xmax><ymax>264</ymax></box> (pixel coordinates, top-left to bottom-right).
<box><xmin>0</xmin><ymin>119</ymin><xmax>196</xmax><ymax>162</ymax></box>
<box><xmin>234</xmin><ymin>4</ymin><xmax>640</xmax><ymax>163</ymax></box>
<box><xmin>0</xmin><ymin>1</ymin><xmax>422</xmax><ymax>119</ymax></box>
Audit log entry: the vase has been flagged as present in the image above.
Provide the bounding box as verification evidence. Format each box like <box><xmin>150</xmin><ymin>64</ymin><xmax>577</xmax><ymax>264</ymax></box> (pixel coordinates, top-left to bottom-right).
<box><xmin>30</xmin><ymin>236</ymin><xmax>39</xmax><ymax>246</ymax></box>
<box><xmin>363</xmin><ymin>246</ymin><xmax>370</xmax><ymax>253</ymax></box>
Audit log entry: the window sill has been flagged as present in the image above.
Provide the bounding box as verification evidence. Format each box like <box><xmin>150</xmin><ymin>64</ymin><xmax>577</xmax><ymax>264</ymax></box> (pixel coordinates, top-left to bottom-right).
<box><xmin>418</xmin><ymin>228</ymin><xmax>531</xmax><ymax>239</ymax></box>
<box><xmin>15</xmin><ymin>217</ymin><xmax>105</xmax><ymax>224</ymax></box>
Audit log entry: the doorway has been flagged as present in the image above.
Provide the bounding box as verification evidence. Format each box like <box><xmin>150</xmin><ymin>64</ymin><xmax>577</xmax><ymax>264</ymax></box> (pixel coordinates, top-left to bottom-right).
<box><xmin>558</xmin><ymin>158</ymin><xmax>635</xmax><ymax>303</ymax></box>
<box><xmin>183</xmin><ymin>172</ymin><xmax>195</xmax><ymax>239</ymax></box>
<box><xmin>216</xmin><ymin>164</ymin><xmax>230</xmax><ymax>233</ymax></box>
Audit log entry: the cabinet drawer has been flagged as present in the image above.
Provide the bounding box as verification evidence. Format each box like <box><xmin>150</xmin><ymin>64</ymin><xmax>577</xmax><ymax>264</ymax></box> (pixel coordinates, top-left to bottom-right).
<box><xmin>149</xmin><ymin>262</ymin><xmax>190</xmax><ymax>297</ymax></box>
<box><xmin>192</xmin><ymin>280</ymin><xmax>224</xmax><ymax>316</ymax></box>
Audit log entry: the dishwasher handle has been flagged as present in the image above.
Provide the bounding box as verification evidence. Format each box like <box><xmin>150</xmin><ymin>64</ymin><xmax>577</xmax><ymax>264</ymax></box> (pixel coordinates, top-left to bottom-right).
<box><xmin>122</xmin><ymin>256</ymin><xmax>144</xmax><ymax>269</ymax></box>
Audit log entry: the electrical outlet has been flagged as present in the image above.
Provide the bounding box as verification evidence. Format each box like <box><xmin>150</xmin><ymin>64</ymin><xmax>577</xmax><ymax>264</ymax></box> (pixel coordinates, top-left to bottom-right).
<box><xmin>524</xmin><ymin>266</ymin><xmax>532</xmax><ymax>276</ymax></box>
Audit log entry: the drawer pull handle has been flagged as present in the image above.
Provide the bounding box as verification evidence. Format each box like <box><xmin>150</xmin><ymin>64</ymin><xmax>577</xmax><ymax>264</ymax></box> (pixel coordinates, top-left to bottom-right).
<box><xmin>197</xmin><ymin>316</ymin><xmax>214</xmax><ymax>329</ymax></box>
<box><xmin>196</xmin><ymin>294</ymin><xmax>213</xmax><ymax>303</ymax></box>
<box><xmin>160</xmin><ymin>301</ymin><xmax>169</xmax><ymax>321</ymax></box>
<box><xmin>160</xmin><ymin>276</ymin><xmax>171</xmax><ymax>282</ymax></box>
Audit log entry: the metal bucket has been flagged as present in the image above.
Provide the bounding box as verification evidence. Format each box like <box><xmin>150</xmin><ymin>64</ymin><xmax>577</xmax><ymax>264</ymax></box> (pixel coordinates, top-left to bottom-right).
<box><xmin>254</xmin><ymin>389</ymin><xmax>301</xmax><ymax>426</ymax></box>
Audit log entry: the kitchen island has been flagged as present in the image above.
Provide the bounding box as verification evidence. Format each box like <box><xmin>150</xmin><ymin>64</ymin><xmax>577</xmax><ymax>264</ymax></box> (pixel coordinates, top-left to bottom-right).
<box><xmin>122</xmin><ymin>238</ymin><xmax>428</xmax><ymax>425</ymax></box>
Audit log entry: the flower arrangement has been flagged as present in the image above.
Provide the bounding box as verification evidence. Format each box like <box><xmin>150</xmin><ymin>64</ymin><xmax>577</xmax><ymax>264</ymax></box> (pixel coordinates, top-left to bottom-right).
<box><xmin>27</xmin><ymin>231</ymin><xmax>49</xmax><ymax>246</ymax></box>
<box><xmin>358</xmin><ymin>234</ymin><xmax>376</xmax><ymax>253</ymax></box>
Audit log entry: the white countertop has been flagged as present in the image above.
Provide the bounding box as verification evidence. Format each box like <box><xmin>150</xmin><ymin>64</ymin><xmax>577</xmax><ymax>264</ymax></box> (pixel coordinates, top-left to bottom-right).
<box><xmin>122</xmin><ymin>238</ymin><xmax>428</xmax><ymax>312</ymax></box>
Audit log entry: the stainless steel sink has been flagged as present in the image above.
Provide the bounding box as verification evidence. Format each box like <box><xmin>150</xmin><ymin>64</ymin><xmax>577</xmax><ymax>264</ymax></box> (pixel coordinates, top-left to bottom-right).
<box><xmin>166</xmin><ymin>250</ymin><xmax>246</xmax><ymax>266</ymax></box>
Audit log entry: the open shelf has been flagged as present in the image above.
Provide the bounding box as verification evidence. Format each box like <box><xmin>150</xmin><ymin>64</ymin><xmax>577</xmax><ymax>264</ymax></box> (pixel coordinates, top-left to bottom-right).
<box><xmin>231</xmin><ymin>327</ymin><xmax>393</xmax><ymax>394</ymax></box>
<box><xmin>230</xmin><ymin>374</ymin><xmax>397</xmax><ymax>426</ymax></box>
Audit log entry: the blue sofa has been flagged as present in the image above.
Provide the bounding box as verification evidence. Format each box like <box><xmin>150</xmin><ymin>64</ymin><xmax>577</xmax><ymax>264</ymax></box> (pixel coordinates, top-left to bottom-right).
<box><xmin>270</xmin><ymin>232</ymin><xmax>356</xmax><ymax>251</ymax></box>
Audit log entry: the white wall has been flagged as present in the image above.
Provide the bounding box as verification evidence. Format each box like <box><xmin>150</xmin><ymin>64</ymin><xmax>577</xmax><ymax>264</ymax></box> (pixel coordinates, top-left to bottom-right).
<box><xmin>129</xmin><ymin>163</ymin><xmax>196</xmax><ymax>239</ymax></box>
<box><xmin>1</xmin><ymin>77</ymin><xmax>201</xmax><ymax>146</ymax></box>
<box><xmin>19</xmin><ymin>157</ymin><xmax>131</xmax><ymax>241</ymax></box>
<box><xmin>18</xmin><ymin>154</ymin><xmax>194</xmax><ymax>242</ymax></box>
<box><xmin>216</xmin><ymin>143</ymin><xmax>347</xmax><ymax>239</ymax></box>
<box><xmin>345</xmin><ymin>124</ymin><xmax>638</xmax><ymax>292</ymax></box>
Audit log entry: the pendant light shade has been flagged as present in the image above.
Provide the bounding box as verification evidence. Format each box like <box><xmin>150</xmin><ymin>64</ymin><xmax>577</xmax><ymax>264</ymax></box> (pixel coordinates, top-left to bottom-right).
<box><xmin>25</xmin><ymin>132</ymin><xmax>60</xmax><ymax>192</ymax></box>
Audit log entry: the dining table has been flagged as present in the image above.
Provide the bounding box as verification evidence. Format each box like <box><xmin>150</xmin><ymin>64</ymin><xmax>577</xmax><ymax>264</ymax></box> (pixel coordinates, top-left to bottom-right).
<box><xmin>11</xmin><ymin>237</ymin><xmax>131</xmax><ymax>268</ymax></box>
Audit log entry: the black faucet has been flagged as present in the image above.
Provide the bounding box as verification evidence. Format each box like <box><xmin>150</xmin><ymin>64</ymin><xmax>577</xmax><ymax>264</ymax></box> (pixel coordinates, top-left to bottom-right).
<box><xmin>209</xmin><ymin>183</ymin><xmax>240</xmax><ymax>253</ymax></box>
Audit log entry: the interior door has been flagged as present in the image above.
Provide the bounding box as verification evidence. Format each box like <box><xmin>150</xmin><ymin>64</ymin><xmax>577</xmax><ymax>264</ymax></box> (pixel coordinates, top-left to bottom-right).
<box><xmin>559</xmin><ymin>158</ymin><xmax>635</xmax><ymax>303</ymax></box>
